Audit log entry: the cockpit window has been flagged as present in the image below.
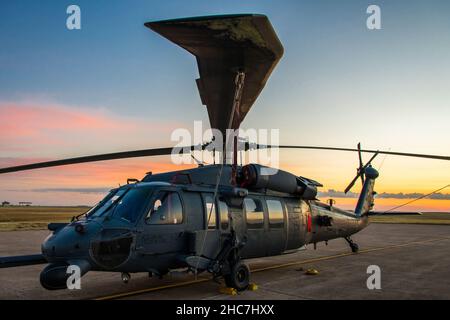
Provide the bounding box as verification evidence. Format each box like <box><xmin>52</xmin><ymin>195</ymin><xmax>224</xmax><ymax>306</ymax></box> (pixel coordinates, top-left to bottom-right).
<box><xmin>85</xmin><ymin>187</ymin><xmax>152</xmax><ymax>223</ymax></box>
<box><xmin>86</xmin><ymin>189</ymin><xmax>127</xmax><ymax>219</ymax></box>
<box><xmin>146</xmin><ymin>191</ymin><xmax>183</xmax><ymax>225</ymax></box>
<box><xmin>111</xmin><ymin>187</ymin><xmax>152</xmax><ymax>223</ymax></box>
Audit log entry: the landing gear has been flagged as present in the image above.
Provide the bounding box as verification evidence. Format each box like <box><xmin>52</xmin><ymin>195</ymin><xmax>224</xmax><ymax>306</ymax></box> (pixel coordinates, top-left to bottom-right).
<box><xmin>121</xmin><ymin>272</ymin><xmax>131</xmax><ymax>283</ymax></box>
<box><xmin>345</xmin><ymin>237</ymin><xmax>359</xmax><ymax>253</ymax></box>
<box><xmin>224</xmin><ymin>260</ymin><xmax>250</xmax><ymax>292</ymax></box>
<box><xmin>207</xmin><ymin>231</ymin><xmax>250</xmax><ymax>291</ymax></box>
<box><xmin>350</xmin><ymin>243</ymin><xmax>359</xmax><ymax>253</ymax></box>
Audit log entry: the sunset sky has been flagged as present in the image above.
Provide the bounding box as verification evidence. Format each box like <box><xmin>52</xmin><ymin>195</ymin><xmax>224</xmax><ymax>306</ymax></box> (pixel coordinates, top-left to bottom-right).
<box><xmin>0</xmin><ymin>0</ymin><xmax>449</xmax><ymax>211</ymax></box>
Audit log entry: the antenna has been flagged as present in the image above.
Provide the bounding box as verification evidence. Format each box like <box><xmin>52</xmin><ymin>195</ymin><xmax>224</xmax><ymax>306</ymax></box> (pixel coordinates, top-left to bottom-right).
<box><xmin>190</xmin><ymin>154</ymin><xmax>204</xmax><ymax>167</ymax></box>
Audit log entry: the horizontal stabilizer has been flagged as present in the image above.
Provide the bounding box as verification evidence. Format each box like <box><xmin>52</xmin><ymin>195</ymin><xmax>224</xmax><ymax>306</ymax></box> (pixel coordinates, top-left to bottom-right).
<box><xmin>368</xmin><ymin>211</ymin><xmax>423</xmax><ymax>216</ymax></box>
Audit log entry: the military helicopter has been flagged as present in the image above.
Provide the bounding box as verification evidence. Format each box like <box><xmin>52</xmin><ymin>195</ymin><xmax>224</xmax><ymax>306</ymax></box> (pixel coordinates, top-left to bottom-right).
<box><xmin>0</xmin><ymin>14</ymin><xmax>449</xmax><ymax>292</ymax></box>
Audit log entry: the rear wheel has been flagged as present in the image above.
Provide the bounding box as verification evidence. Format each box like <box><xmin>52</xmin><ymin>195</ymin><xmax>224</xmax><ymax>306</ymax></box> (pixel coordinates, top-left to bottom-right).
<box><xmin>224</xmin><ymin>260</ymin><xmax>250</xmax><ymax>291</ymax></box>
<box><xmin>350</xmin><ymin>243</ymin><xmax>359</xmax><ymax>253</ymax></box>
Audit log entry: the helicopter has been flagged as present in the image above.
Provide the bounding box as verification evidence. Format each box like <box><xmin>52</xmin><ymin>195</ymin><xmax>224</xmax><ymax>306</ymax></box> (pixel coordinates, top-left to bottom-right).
<box><xmin>0</xmin><ymin>14</ymin><xmax>449</xmax><ymax>292</ymax></box>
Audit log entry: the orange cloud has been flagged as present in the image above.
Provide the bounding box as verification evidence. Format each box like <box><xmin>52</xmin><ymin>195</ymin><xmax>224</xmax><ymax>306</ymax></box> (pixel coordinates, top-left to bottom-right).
<box><xmin>0</xmin><ymin>157</ymin><xmax>196</xmax><ymax>205</ymax></box>
<box><xmin>0</xmin><ymin>100</ymin><xmax>195</xmax><ymax>205</ymax></box>
<box><xmin>1</xmin><ymin>103</ymin><xmax>123</xmax><ymax>133</ymax></box>
<box><xmin>0</xmin><ymin>102</ymin><xmax>184</xmax><ymax>156</ymax></box>
<box><xmin>1</xmin><ymin>103</ymin><xmax>121</xmax><ymax>149</ymax></box>
<box><xmin>0</xmin><ymin>157</ymin><xmax>195</xmax><ymax>186</ymax></box>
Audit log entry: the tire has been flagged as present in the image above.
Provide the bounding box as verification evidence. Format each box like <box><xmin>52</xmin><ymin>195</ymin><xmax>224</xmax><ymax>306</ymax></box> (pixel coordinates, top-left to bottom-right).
<box><xmin>224</xmin><ymin>260</ymin><xmax>250</xmax><ymax>291</ymax></box>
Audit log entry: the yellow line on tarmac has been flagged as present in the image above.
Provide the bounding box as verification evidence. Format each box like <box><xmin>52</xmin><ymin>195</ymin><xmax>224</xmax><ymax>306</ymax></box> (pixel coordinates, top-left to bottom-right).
<box><xmin>252</xmin><ymin>236</ymin><xmax>450</xmax><ymax>273</ymax></box>
<box><xmin>94</xmin><ymin>278</ymin><xmax>210</xmax><ymax>300</ymax></box>
<box><xmin>94</xmin><ymin>236</ymin><xmax>450</xmax><ymax>300</ymax></box>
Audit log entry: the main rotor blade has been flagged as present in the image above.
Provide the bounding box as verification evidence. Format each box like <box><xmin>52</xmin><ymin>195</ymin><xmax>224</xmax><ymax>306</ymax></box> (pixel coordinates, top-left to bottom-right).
<box><xmin>256</xmin><ymin>145</ymin><xmax>450</xmax><ymax>161</ymax></box>
<box><xmin>0</xmin><ymin>146</ymin><xmax>194</xmax><ymax>174</ymax></box>
<box><xmin>0</xmin><ymin>254</ymin><xmax>47</xmax><ymax>268</ymax></box>
<box><xmin>2</xmin><ymin>143</ymin><xmax>448</xmax><ymax>175</ymax></box>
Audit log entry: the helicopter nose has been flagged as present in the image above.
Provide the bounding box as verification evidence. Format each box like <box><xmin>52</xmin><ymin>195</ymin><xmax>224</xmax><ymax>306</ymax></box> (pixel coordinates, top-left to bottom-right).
<box><xmin>41</xmin><ymin>221</ymin><xmax>102</xmax><ymax>261</ymax></box>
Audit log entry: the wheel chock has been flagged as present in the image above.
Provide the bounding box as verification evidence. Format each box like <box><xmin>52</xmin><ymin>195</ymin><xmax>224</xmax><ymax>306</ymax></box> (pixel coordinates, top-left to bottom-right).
<box><xmin>305</xmin><ymin>268</ymin><xmax>319</xmax><ymax>275</ymax></box>
<box><xmin>219</xmin><ymin>287</ymin><xmax>238</xmax><ymax>296</ymax></box>
<box><xmin>248</xmin><ymin>283</ymin><xmax>258</xmax><ymax>291</ymax></box>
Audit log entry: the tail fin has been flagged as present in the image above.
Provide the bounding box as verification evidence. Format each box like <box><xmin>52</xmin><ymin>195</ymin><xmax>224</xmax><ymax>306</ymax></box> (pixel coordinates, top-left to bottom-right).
<box><xmin>354</xmin><ymin>166</ymin><xmax>379</xmax><ymax>216</ymax></box>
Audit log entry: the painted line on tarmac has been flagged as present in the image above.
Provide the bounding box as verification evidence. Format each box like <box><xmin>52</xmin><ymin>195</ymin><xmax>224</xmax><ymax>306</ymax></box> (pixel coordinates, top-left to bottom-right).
<box><xmin>252</xmin><ymin>236</ymin><xmax>450</xmax><ymax>273</ymax></box>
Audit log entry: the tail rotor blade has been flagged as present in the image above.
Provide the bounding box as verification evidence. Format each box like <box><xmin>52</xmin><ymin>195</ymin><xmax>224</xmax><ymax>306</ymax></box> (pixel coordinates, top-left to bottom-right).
<box><xmin>366</xmin><ymin>152</ymin><xmax>379</xmax><ymax>167</ymax></box>
<box><xmin>357</xmin><ymin>142</ymin><xmax>364</xmax><ymax>168</ymax></box>
<box><xmin>345</xmin><ymin>152</ymin><xmax>380</xmax><ymax>193</ymax></box>
<box><xmin>357</xmin><ymin>142</ymin><xmax>365</xmax><ymax>184</ymax></box>
<box><xmin>344</xmin><ymin>175</ymin><xmax>360</xmax><ymax>194</ymax></box>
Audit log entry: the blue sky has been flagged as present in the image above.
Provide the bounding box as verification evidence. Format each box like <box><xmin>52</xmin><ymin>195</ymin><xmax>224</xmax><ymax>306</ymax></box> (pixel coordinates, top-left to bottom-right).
<box><xmin>0</xmin><ymin>0</ymin><xmax>449</xmax><ymax>207</ymax></box>
<box><xmin>2</xmin><ymin>0</ymin><xmax>449</xmax><ymax>122</ymax></box>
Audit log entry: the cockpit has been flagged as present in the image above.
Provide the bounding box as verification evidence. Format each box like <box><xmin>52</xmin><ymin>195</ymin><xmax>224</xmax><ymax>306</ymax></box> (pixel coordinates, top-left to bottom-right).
<box><xmin>82</xmin><ymin>182</ymin><xmax>175</xmax><ymax>225</ymax></box>
<box><xmin>83</xmin><ymin>187</ymin><xmax>148</xmax><ymax>223</ymax></box>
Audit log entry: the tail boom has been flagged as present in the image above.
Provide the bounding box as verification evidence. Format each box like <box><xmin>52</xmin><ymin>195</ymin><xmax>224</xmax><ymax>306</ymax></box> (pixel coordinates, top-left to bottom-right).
<box><xmin>354</xmin><ymin>166</ymin><xmax>379</xmax><ymax>216</ymax></box>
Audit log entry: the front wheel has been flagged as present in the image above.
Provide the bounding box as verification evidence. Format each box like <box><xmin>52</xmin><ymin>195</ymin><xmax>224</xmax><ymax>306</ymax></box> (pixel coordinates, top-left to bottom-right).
<box><xmin>224</xmin><ymin>260</ymin><xmax>250</xmax><ymax>291</ymax></box>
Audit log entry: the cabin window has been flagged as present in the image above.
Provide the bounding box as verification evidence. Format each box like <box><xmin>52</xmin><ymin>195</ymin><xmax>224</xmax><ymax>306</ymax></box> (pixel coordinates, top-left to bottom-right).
<box><xmin>146</xmin><ymin>191</ymin><xmax>183</xmax><ymax>225</ymax></box>
<box><xmin>266</xmin><ymin>199</ymin><xmax>284</xmax><ymax>228</ymax></box>
<box><xmin>203</xmin><ymin>194</ymin><xmax>217</xmax><ymax>229</ymax></box>
<box><xmin>218</xmin><ymin>200</ymin><xmax>229</xmax><ymax>230</ymax></box>
<box><xmin>244</xmin><ymin>198</ymin><xmax>264</xmax><ymax>229</ymax></box>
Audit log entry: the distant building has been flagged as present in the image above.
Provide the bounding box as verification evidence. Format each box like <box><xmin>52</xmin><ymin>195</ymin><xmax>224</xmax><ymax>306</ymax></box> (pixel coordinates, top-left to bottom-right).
<box><xmin>19</xmin><ymin>202</ymin><xmax>32</xmax><ymax>206</ymax></box>
<box><xmin>1</xmin><ymin>201</ymin><xmax>10</xmax><ymax>206</ymax></box>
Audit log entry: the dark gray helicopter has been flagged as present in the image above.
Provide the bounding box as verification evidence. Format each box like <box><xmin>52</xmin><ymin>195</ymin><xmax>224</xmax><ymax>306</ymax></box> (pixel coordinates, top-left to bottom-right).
<box><xmin>0</xmin><ymin>14</ymin><xmax>449</xmax><ymax>292</ymax></box>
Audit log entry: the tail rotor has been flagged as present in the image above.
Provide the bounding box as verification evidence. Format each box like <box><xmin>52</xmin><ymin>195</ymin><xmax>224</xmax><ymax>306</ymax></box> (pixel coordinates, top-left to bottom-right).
<box><xmin>344</xmin><ymin>143</ymin><xmax>379</xmax><ymax>194</ymax></box>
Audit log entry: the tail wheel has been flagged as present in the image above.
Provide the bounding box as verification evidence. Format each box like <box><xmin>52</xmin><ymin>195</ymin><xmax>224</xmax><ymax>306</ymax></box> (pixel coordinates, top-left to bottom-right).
<box><xmin>351</xmin><ymin>243</ymin><xmax>359</xmax><ymax>253</ymax></box>
<box><xmin>224</xmin><ymin>260</ymin><xmax>250</xmax><ymax>291</ymax></box>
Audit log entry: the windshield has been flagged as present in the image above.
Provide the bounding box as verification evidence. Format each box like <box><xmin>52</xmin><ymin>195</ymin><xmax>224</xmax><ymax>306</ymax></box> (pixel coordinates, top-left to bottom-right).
<box><xmin>85</xmin><ymin>188</ymin><xmax>128</xmax><ymax>219</ymax></box>
<box><xmin>84</xmin><ymin>186</ymin><xmax>153</xmax><ymax>223</ymax></box>
<box><xmin>111</xmin><ymin>187</ymin><xmax>152</xmax><ymax>223</ymax></box>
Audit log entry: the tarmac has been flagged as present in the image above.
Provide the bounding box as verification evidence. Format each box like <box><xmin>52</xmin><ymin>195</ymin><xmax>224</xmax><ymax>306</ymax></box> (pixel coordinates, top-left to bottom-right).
<box><xmin>1</xmin><ymin>223</ymin><xmax>450</xmax><ymax>300</ymax></box>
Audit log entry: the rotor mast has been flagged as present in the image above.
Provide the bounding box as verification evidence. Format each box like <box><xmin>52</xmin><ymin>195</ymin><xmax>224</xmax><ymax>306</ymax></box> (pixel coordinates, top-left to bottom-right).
<box><xmin>224</xmin><ymin>72</ymin><xmax>246</xmax><ymax>183</ymax></box>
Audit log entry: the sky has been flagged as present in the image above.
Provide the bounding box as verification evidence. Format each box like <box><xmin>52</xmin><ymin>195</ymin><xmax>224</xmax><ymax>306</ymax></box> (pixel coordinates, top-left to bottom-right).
<box><xmin>0</xmin><ymin>0</ymin><xmax>449</xmax><ymax>211</ymax></box>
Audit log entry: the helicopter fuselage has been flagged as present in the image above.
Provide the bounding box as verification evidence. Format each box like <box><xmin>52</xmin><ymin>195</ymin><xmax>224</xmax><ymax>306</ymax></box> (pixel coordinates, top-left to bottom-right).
<box><xmin>39</xmin><ymin>164</ymin><xmax>376</xmax><ymax>290</ymax></box>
